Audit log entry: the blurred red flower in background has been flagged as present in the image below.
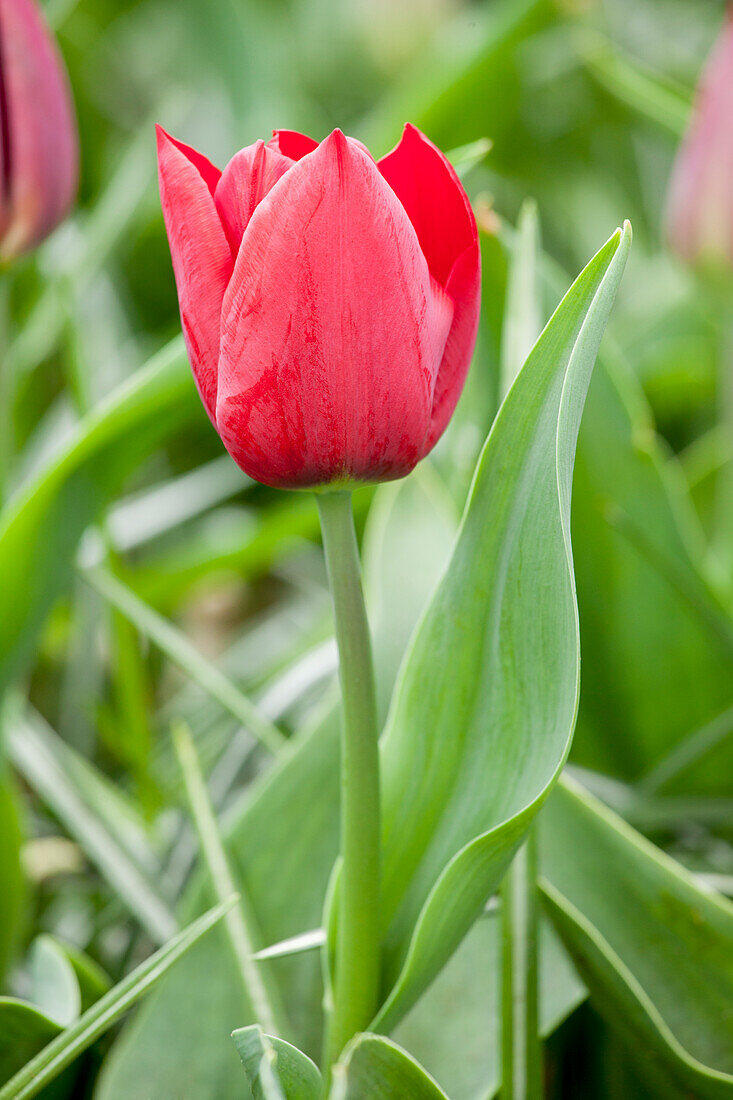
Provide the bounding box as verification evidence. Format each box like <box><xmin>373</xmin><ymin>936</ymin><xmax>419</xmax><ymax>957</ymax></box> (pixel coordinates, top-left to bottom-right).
<box><xmin>0</xmin><ymin>0</ymin><xmax>78</xmax><ymax>260</ymax></box>
<box><xmin>157</xmin><ymin>124</ymin><xmax>480</xmax><ymax>489</ymax></box>
<box><xmin>666</xmin><ymin>10</ymin><xmax>733</xmax><ymax>267</ymax></box>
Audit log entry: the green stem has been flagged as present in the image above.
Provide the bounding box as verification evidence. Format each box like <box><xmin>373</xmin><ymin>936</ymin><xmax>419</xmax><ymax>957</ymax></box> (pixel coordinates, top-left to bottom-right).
<box><xmin>317</xmin><ymin>490</ymin><xmax>381</xmax><ymax>1069</ymax></box>
<box><xmin>500</xmin><ymin>830</ymin><xmax>542</xmax><ymax>1100</ymax></box>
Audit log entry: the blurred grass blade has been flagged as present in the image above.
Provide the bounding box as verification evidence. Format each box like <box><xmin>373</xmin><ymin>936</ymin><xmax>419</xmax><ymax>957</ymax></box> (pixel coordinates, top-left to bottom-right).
<box><xmin>251</xmin><ymin>929</ymin><xmax>327</xmax><ymax>962</ymax></box>
<box><xmin>8</xmin><ymin>103</ymin><xmax>182</xmax><ymax>381</ymax></box>
<box><xmin>85</xmin><ymin>566</ymin><xmax>285</xmax><ymax>754</ymax></box>
<box><xmin>0</xmin><ymin>337</ymin><xmax>195</xmax><ymax>698</ymax></box>
<box><xmin>172</xmin><ymin>722</ymin><xmax>286</xmax><ymax>1037</ymax></box>
<box><xmin>638</xmin><ymin>705</ymin><xmax>733</xmax><ymax>796</ymax></box>
<box><xmin>106</xmin><ymin>456</ymin><xmax>249</xmax><ymax>553</ymax></box>
<box><xmin>540</xmin><ymin>775</ymin><xmax>733</xmax><ymax>1098</ymax></box>
<box><xmin>5</xmin><ymin>704</ymin><xmax>176</xmax><ymax>945</ymax></box>
<box><xmin>577</xmin><ymin>31</ymin><xmax>689</xmax><ymax>137</ymax></box>
<box><xmin>0</xmin><ymin>902</ymin><xmax>233</xmax><ymax>1100</ymax></box>
<box><xmin>499</xmin><ymin>199</ymin><xmax>541</xmax><ymax>401</ymax></box>
<box><xmin>447</xmin><ymin>137</ymin><xmax>492</xmax><ymax>178</ymax></box>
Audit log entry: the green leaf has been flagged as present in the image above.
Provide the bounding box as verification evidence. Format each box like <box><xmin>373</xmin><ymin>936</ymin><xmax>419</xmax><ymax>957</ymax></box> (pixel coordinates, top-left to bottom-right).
<box><xmin>330</xmin><ymin>1034</ymin><xmax>449</xmax><ymax>1100</ymax></box>
<box><xmin>540</xmin><ymin>775</ymin><xmax>733</xmax><ymax>1098</ymax></box>
<box><xmin>374</xmin><ymin>223</ymin><xmax>631</xmax><ymax>1030</ymax></box>
<box><xmin>96</xmin><ymin>711</ymin><xmax>341</xmax><ymax>1100</ymax></box>
<box><xmin>363</xmin><ymin>465</ymin><xmax>458</xmax><ymax>725</ymax></box>
<box><xmin>394</xmin><ymin>913</ymin><xmax>585</xmax><ymax>1100</ymax></box>
<box><xmin>0</xmin><ymin>774</ymin><xmax>23</xmax><ymax>986</ymax></box>
<box><xmin>0</xmin><ymin>1001</ymin><xmax>62</xmax><ymax>1090</ymax></box>
<box><xmin>27</xmin><ymin>938</ymin><xmax>80</xmax><ymax>1029</ymax></box>
<box><xmin>4</xmin><ymin>703</ymin><xmax>176</xmax><ymax>945</ymax></box>
<box><xmin>232</xmin><ymin>1026</ymin><xmax>321</xmax><ymax>1100</ymax></box>
<box><xmin>95</xmin><ymin>471</ymin><xmax>454</xmax><ymax>1098</ymax></box>
<box><xmin>86</xmin><ymin>567</ymin><xmax>285</xmax><ymax>754</ymax></box>
<box><xmin>570</xmin><ymin>348</ymin><xmax>733</xmax><ymax>790</ymax></box>
<box><xmin>0</xmin><ymin>338</ymin><xmax>195</xmax><ymax>698</ymax></box>
<box><xmin>0</xmin><ymin>902</ymin><xmax>232</xmax><ymax>1100</ymax></box>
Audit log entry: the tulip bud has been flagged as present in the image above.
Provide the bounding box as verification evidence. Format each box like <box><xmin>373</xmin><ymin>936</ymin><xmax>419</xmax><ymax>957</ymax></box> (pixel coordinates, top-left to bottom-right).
<box><xmin>0</xmin><ymin>0</ymin><xmax>79</xmax><ymax>260</ymax></box>
<box><xmin>157</xmin><ymin>124</ymin><xmax>480</xmax><ymax>489</ymax></box>
<box><xmin>666</xmin><ymin>11</ymin><xmax>733</xmax><ymax>267</ymax></box>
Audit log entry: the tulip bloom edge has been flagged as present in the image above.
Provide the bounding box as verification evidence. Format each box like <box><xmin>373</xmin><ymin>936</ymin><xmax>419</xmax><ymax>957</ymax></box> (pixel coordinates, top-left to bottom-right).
<box><xmin>157</xmin><ymin>123</ymin><xmax>481</xmax><ymax>491</ymax></box>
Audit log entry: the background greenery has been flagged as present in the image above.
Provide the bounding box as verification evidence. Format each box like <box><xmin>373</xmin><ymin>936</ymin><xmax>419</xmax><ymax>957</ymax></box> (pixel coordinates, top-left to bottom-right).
<box><xmin>1</xmin><ymin>0</ymin><xmax>732</xmax><ymax>1096</ymax></box>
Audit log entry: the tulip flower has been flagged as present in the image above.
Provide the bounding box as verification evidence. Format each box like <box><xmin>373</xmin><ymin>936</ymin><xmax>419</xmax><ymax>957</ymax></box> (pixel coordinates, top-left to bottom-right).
<box><xmin>157</xmin><ymin>124</ymin><xmax>480</xmax><ymax>489</ymax></box>
<box><xmin>0</xmin><ymin>0</ymin><xmax>79</xmax><ymax>260</ymax></box>
<box><xmin>666</xmin><ymin>11</ymin><xmax>733</xmax><ymax>267</ymax></box>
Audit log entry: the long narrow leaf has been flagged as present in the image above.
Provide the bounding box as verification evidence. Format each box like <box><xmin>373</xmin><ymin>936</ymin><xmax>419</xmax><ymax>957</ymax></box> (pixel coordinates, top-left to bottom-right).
<box><xmin>85</xmin><ymin>566</ymin><xmax>285</xmax><ymax>754</ymax></box>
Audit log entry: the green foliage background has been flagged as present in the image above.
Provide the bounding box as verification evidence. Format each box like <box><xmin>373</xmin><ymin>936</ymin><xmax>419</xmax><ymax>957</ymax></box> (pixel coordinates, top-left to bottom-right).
<box><xmin>1</xmin><ymin>0</ymin><xmax>732</xmax><ymax>1097</ymax></box>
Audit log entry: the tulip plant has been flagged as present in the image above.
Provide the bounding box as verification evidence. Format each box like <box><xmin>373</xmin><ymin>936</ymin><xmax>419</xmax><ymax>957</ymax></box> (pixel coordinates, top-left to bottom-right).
<box><xmin>1</xmin><ymin>1</ymin><xmax>733</xmax><ymax>1099</ymax></box>
<box><xmin>154</xmin><ymin>118</ymin><xmax>630</xmax><ymax>1094</ymax></box>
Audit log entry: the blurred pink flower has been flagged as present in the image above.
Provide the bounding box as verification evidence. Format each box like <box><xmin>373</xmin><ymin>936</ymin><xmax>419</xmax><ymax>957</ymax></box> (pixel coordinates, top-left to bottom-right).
<box><xmin>0</xmin><ymin>0</ymin><xmax>79</xmax><ymax>260</ymax></box>
<box><xmin>666</xmin><ymin>12</ymin><xmax>733</xmax><ymax>267</ymax></box>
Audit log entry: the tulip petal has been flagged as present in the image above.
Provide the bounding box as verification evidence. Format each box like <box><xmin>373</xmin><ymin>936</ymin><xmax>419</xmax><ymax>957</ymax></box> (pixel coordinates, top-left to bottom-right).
<box><xmin>379</xmin><ymin>124</ymin><xmax>480</xmax><ymax>446</ymax></box>
<box><xmin>156</xmin><ymin>126</ymin><xmax>233</xmax><ymax>424</ymax></box>
<box><xmin>428</xmin><ymin>242</ymin><xmax>481</xmax><ymax>446</ymax></box>
<box><xmin>267</xmin><ymin>129</ymin><xmax>318</xmax><ymax>161</ymax></box>
<box><xmin>217</xmin><ymin>130</ymin><xmax>453</xmax><ymax>488</ymax></box>
<box><xmin>0</xmin><ymin>0</ymin><xmax>78</xmax><ymax>257</ymax></box>
<box><xmin>214</xmin><ymin>140</ymin><xmax>292</xmax><ymax>253</ymax></box>
<box><xmin>665</xmin><ymin>12</ymin><xmax>733</xmax><ymax>264</ymax></box>
<box><xmin>378</xmin><ymin>123</ymin><xmax>476</xmax><ymax>287</ymax></box>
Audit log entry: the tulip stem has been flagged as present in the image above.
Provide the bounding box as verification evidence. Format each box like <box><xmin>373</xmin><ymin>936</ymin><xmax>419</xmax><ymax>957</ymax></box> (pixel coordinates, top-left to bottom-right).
<box><xmin>500</xmin><ymin>828</ymin><xmax>542</xmax><ymax>1100</ymax></box>
<box><xmin>317</xmin><ymin>490</ymin><xmax>381</xmax><ymax>1072</ymax></box>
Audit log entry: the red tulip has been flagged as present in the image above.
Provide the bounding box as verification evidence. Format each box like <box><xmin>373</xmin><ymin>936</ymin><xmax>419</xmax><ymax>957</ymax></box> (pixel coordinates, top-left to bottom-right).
<box><xmin>666</xmin><ymin>11</ymin><xmax>733</xmax><ymax>266</ymax></box>
<box><xmin>157</xmin><ymin>124</ymin><xmax>480</xmax><ymax>489</ymax></box>
<box><xmin>0</xmin><ymin>0</ymin><xmax>79</xmax><ymax>260</ymax></box>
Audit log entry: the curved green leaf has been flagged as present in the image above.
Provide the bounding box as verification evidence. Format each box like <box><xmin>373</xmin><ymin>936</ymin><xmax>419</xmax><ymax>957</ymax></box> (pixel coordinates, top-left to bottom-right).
<box><xmin>232</xmin><ymin>1026</ymin><xmax>321</xmax><ymax>1100</ymax></box>
<box><xmin>540</xmin><ymin>774</ymin><xmax>733</xmax><ymax>1099</ymax></box>
<box><xmin>331</xmin><ymin>1034</ymin><xmax>449</xmax><ymax>1100</ymax></box>
<box><xmin>374</xmin><ymin>224</ymin><xmax>631</xmax><ymax>1030</ymax></box>
<box><xmin>28</xmin><ymin>938</ymin><xmax>81</xmax><ymax>1029</ymax></box>
<box><xmin>0</xmin><ymin>902</ymin><xmax>231</xmax><ymax>1100</ymax></box>
<box><xmin>0</xmin><ymin>1001</ymin><xmax>62</xmax><ymax>1089</ymax></box>
<box><xmin>0</xmin><ymin>338</ymin><xmax>195</xmax><ymax>697</ymax></box>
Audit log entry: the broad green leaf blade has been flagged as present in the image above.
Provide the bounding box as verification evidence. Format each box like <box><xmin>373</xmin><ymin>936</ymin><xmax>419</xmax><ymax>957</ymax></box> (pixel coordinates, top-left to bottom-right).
<box><xmin>0</xmin><ymin>1001</ymin><xmax>61</xmax><ymax>1089</ymax></box>
<box><xmin>0</xmin><ymin>337</ymin><xmax>195</xmax><ymax>698</ymax></box>
<box><xmin>232</xmin><ymin>1026</ymin><xmax>322</xmax><ymax>1100</ymax></box>
<box><xmin>394</xmin><ymin>913</ymin><xmax>585</xmax><ymax>1100</ymax></box>
<box><xmin>570</xmin><ymin>348</ymin><xmax>733</xmax><ymax>790</ymax></box>
<box><xmin>375</xmin><ymin>223</ymin><xmax>631</xmax><ymax>1030</ymax></box>
<box><xmin>540</xmin><ymin>775</ymin><xmax>733</xmax><ymax>1099</ymax></box>
<box><xmin>330</xmin><ymin>1034</ymin><xmax>449</xmax><ymax>1100</ymax></box>
<box><xmin>0</xmin><ymin>902</ymin><xmax>232</xmax><ymax>1100</ymax></box>
<box><xmin>363</xmin><ymin>465</ymin><xmax>458</xmax><ymax>726</ymax></box>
